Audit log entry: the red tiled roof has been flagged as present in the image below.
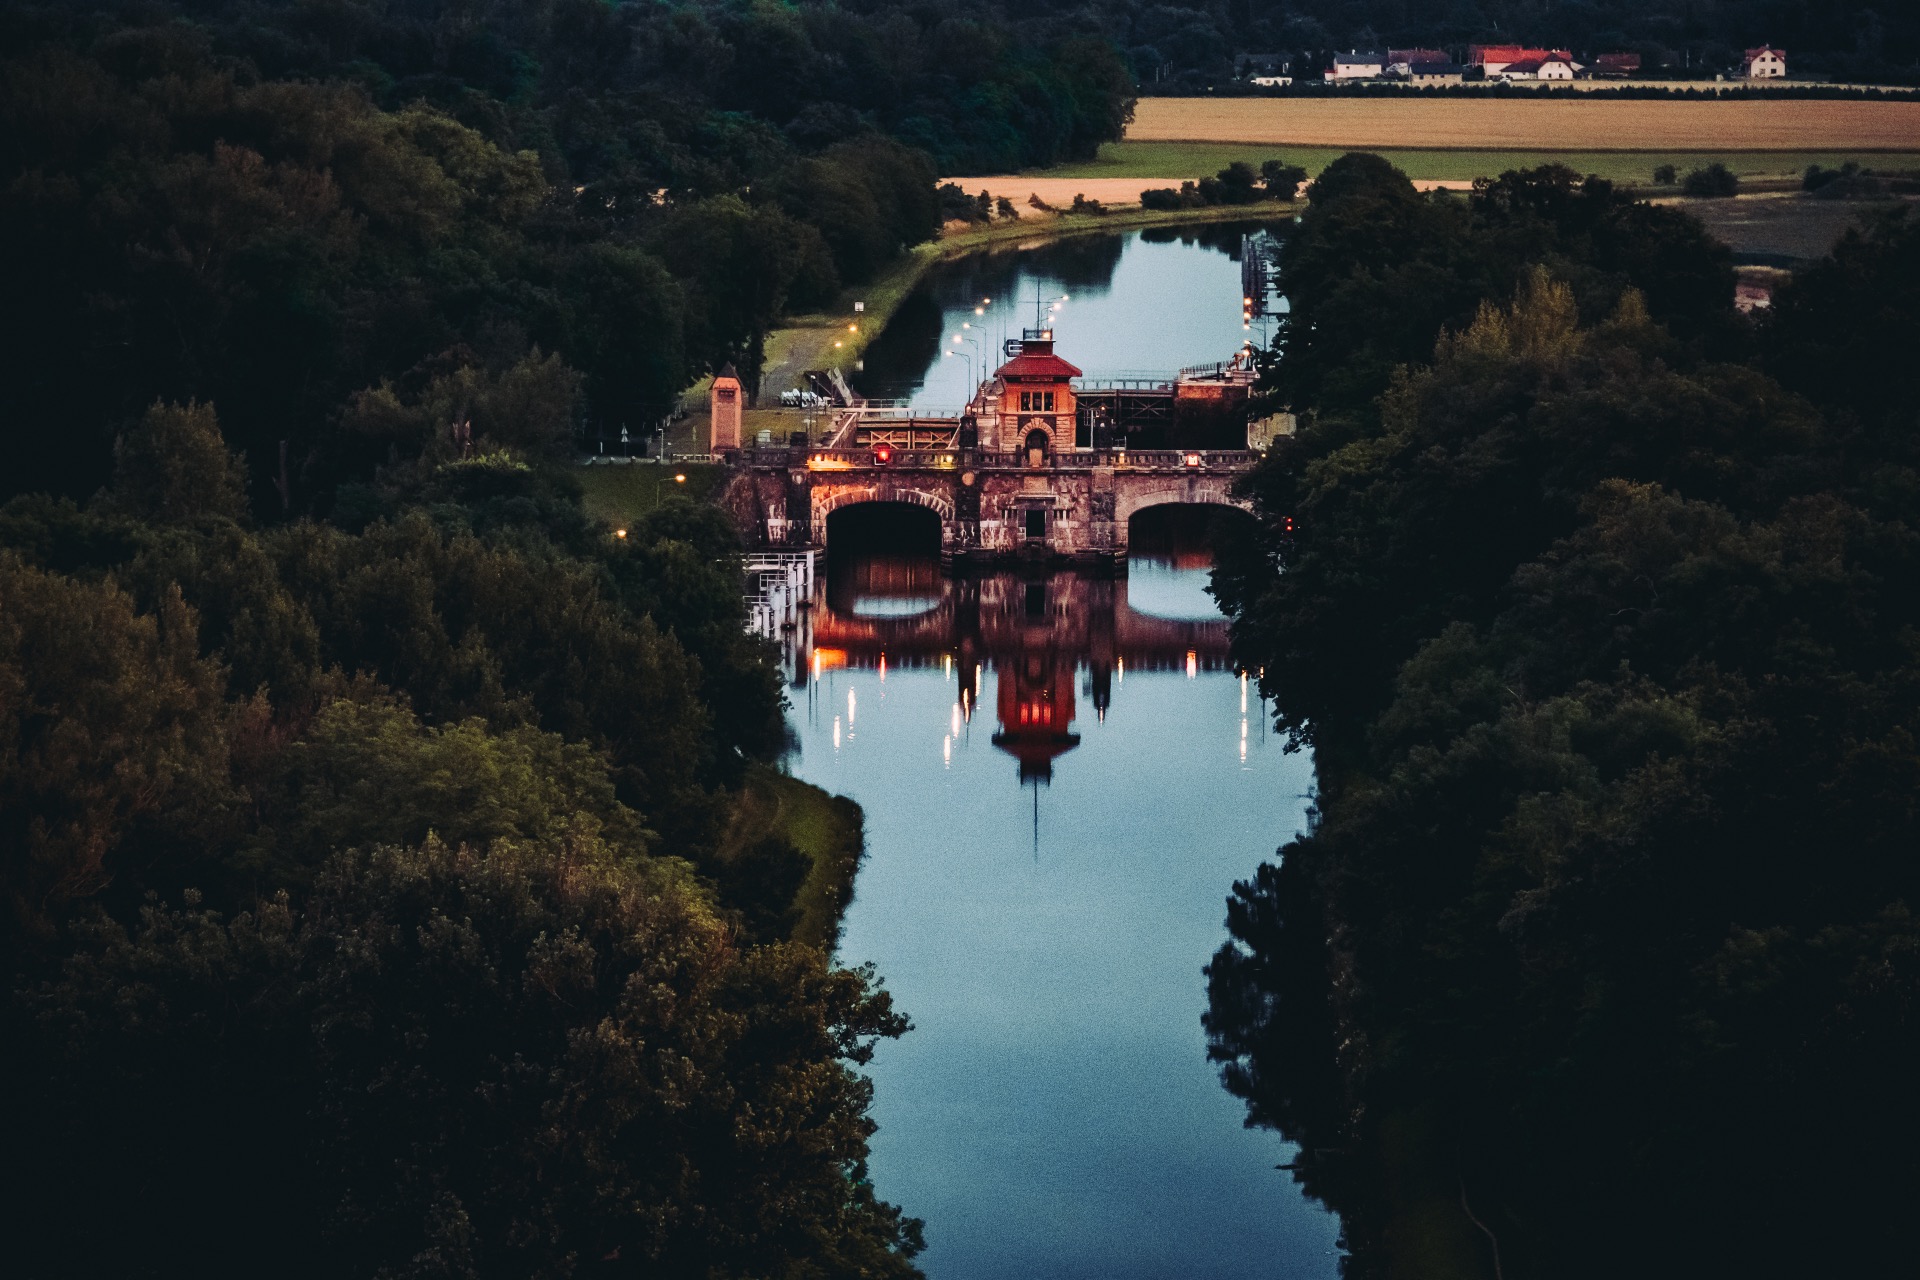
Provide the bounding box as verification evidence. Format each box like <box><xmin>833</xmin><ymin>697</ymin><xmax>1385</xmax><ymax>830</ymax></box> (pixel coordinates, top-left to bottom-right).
<box><xmin>1744</xmin><ymin>47</ymin><xmax>1785</xmax><ymax>60</ymax></box>
<box><xmin>1471</xmin><ymin>44</ymin><xmax>1572</xmax><ymax>63</ymax></box>
<box><xmin>996</xmin><ymin>352</ymin><xmax>1082</xmax><ymax>379</ymax></box>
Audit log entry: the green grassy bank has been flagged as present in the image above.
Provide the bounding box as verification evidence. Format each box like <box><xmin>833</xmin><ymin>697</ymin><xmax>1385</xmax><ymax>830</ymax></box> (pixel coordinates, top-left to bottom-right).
<box><xmin>1040</xmin><ymin>139</ymin><xmax>1920</xmax><ymax>185</ymax></box>
<box><xmin>716</xmin><ymin>765</ymin><xmax>867</xmax><ymax>950</ymax></box>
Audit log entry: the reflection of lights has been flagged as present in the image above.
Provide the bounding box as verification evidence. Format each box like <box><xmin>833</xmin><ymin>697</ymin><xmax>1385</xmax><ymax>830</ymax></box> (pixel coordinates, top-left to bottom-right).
<box><xmin>1241</xmin><ymin>672</ymin><xmax>1248</xmax><ymax>713</ymax></box>
<box><xmin>942</xmin><ymin>653</ymin><xmax>952</xmax><ymax>678</ymax></box>
<box><xmin>1240</xmin><ymin>721</ymin><xmax>1248</xmax><ymax>762</ymax></box>
<box><xmin>833</xmin><ymin>716</ymin><xmax>841</xmax><ymax>750</ymax></box>
<box><xmin>1186</xmin><ymin>650</ymin><xmax>1198</xmax><ymax>679</ymax></box>
<box><xmin>1117</xmin><ymin>657</ymin><xmax>1124</xmax><ymax>683</ymax></box>
<box><xmin>848</xmin><ymin>688</ymin><xmax>856</xmax><ymax>726</ymax></box>
<box><xmin>974</xmin><ymin>667</ymin><xmax>982</xmax><ymax>694</ymax></box>
<box><xmin>878</xmin><ymin>653</ymin><xmax>887</xmax><ymax>682</ymax></box>
<box><xmin>814</xmin><ymin>648</ymin><xmax>847</xmax><ymax>671</ymax></box>
<box><xmin>951</xmin><ymin>703</ymin><xmax>962</xmax><ymax>737</ymax></box>
<box><xmin>943</xmin><ymin>735</ymin><xmax>951</xmax><ymax>767</ymax></box>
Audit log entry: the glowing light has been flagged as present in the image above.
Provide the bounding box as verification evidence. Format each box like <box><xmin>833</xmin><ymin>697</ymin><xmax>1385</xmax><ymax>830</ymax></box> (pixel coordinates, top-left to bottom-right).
<box><xmin>811</xmin><ymin>650</ymin><xmax>822</xmax><ymax>679</ymax></box>
<box><xmin>1186</xmin><ymin>650</ymin><xmax>1198</xmax><ymax>679</ymax></box>
<box><xmin>847</xmin><ymin>688</ymin><xmax>856</xmax><ymax>726</ymax></box>
<box><xmin>848</xmin><ymin>323</ymin><xmax>858</xmax><ymax>333</ymax></box>
<box><xmin>878</xmin><ymin>654</ymin><xmax>887</xmax><ymax>681</ymax></box>
<box><xmin>674</xmin><ymin>473</ymin><xmax>686</xmax><ymax>483</ymax></box>
<box><xmin>1117</xmin><ymin>657</ymin><xmax>1124</xmax><ymax>683</ymax></box>
<box><xmin>834</xmin><ymin>341</ymin><xmax>843</xmax><ymax>348</ymax></box>
<box><xmin>614</xmin><ymin>528</ymin><xmax>627</xmax><ymax>538</ymax></box>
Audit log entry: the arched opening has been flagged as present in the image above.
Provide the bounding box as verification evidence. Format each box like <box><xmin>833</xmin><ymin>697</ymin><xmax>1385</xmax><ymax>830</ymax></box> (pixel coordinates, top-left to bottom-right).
<box><xmin>1024</xmin><ymin>428</ymin><xmax>1049</xmax><ymax>468</ymax></box>
<box><xmin>825</xmin><ymin>502</ymin><xmax>944</xmax><ymax>617</ymax></box>
<box><xmin>1125</xmin><ymin>503</ymin><xmax>1257</xmax><ymax>620</ymax></box>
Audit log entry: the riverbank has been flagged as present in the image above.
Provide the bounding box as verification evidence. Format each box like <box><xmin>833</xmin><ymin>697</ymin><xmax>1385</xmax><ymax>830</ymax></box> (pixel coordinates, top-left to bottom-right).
<box><xmin>658</xmin><ymin>200</ymin><xmax>1299</xmax><ymax>453</ymax></box>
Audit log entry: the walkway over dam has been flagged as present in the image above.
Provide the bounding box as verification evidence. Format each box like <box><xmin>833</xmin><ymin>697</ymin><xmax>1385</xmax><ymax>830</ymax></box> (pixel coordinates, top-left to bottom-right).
<box><xmin>715</xmin><ymin>329</ymin><xmax>1279</xmax><ymax>568</ymax></box>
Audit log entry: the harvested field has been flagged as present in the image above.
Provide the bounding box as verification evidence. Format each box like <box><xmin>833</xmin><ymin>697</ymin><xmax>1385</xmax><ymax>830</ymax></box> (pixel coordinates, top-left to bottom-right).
<box><xmin>1128</xmin><ymin>97</ymin><xmax>1920</xmax><ymax>151</ymax></box>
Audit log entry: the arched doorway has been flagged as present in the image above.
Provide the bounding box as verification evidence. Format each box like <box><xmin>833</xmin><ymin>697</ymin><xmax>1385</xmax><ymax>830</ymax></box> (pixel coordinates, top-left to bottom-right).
<box><xmin>1024</xmin><ymin>428</ymin><xmax>1050</xmax><ymax>468</ymax></box>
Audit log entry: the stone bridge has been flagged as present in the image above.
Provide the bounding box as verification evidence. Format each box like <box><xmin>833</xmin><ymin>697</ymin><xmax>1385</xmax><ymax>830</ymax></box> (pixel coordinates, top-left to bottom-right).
<box><xmin>719</xmin><ymin>444</ymin><xmax>1257</xmax><ymax>569</ymax></box>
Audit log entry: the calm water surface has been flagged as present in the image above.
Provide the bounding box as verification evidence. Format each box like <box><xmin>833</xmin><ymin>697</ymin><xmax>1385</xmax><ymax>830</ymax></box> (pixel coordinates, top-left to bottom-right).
<box><xmin>855</xmin><ymin>221</ymin><xmax>1286</xmax><ymax>409</ymax></box>
<box><xmin>779</xmin><ymin>214</ymin><xmax>1336</xmax><ymax>1280</ymax></box>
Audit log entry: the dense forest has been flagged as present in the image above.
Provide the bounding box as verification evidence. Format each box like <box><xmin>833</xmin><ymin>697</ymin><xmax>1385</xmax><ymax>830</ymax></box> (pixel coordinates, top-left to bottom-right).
<box><xmin>0</xmin><ymin>3</ymin><xmax>1140</xmax><ymax>1276</ymax></box>
<box><xmin>1102</xmin><ymin>0</ymin><xmax>1919</xmax><ymax>85</ymax></box>
<box><xmin>0</xmin><ymin>0</ymin><xmax>1134</xmax><ymax>510</ymax></box>
<box><xmin>1206</xmin><ymin>159</ymin><xmax>1920</xmax><ymax>1275</ymax></box>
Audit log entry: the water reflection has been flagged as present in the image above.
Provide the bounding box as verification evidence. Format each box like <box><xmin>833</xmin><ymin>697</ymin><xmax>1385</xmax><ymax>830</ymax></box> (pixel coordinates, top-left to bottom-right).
<box><xmin>783</xmin><ymin>536</ymin><xmax>1342</xmax><ymax>1279</ymax></box>
<box><xmin>854</xmin><ymin>220</ymin><xmax>1289</xmax><ymax>408</ymax></box>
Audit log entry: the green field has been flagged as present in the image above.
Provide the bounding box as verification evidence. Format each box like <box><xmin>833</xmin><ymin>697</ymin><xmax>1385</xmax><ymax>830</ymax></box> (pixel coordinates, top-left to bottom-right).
<box><xmin>1040</xmin><ymin>140</ymin><xmax>1920</xmax><ymax>185</ymax></box>
<box><xmin>575</xmin><ymin>461</ymin><xmax>728</xmax><ymax>530</ymax></box>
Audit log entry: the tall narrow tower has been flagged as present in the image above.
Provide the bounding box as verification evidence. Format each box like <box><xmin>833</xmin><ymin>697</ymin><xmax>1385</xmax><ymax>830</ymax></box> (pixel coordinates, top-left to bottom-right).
<box><xmin>709</xmin><ymin>363</ymin><xmax>743</xmax><ymax>451</ymax></box>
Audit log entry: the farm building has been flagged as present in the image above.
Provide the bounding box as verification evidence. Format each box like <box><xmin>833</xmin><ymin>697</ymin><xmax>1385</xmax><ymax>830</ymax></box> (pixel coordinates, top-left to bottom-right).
<box><xmin>1498</xmin><ymin>57</ymin><xmax>1580</xmax><ymax>81</ymax></box>
<box><xmin>1593</xmin><ymin>52</ymin><xmax>1641</xmax><ymax>77</ymax></box>
<box><xmin>1387</xmin><ymin>48</ymin><xmax>1451</xmax><ymax>75</ymax></box>
<box><xmin>1744</xmin><ymin>47</ymin><xmax>1787</xmax><ymax>78</ymax></box>
<box><xmin>1470</xmin><ymin>44</ymin><xmax>1574</xmax><ymax>75</ymax></box>
<box><xmin>1403</xmin><ymin>62</ymin><xmax>1467</xmax><ymax>85</ymax></box>
<box><xmin>1327</xmin><ymin>51</ymin><xmax>1386</xmax><ymax>81</ymax></box>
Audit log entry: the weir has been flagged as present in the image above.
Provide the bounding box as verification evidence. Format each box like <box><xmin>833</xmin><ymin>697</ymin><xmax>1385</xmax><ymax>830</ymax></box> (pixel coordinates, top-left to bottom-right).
<box><xmin>717</xmin><ymin>330</ymin><xmax>1273</xmax><ymax>569</ymax></box>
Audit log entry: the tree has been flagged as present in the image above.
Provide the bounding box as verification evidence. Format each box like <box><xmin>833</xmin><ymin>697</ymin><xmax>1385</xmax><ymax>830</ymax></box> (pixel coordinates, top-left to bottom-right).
<box><xmin>11</xmin><ymin>835</ymin><xmax>925</xmax><ymax>1279</ymax></box>
<box><xmin>107</xmin><ymin>402</ymin><xmax>251</xmax><ymax>525</ymax></box>
<box><xmin>1683</xmin><ymin>162</ymin><xmax>1740</xmax><ymax>197</ymax></box>
<box><xmin>0</xmin><ymin>552</ymin><xmax>235</xmax><ymax>938</ymax></box>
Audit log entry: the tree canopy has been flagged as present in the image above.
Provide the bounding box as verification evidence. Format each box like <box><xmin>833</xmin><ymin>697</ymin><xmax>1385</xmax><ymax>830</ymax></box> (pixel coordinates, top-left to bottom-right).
<box><xmin>1207</xmin><ymin>160</ymin><xmax>1920</xmax><ymax>1276</ymax></box>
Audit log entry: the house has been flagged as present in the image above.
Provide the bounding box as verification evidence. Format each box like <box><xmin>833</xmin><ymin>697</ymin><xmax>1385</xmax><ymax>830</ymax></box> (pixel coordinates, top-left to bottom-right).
<box><xmin>1326</xmin><ymin>50</ymin><xmax>1386</xmax><ymax>81</ymax></box>
<box><xmin>1234</xmin><ymin>52</ymin><xmax>1287</xmax><ymax>78</ymax></box>
<box><xmin>1593</xmin><ymin>52</ymin><xmax>1641</xmax><ymax>77</ymax></box>
<box><xmin>1743</xmin><ymin>46</ymin><xmax>1786</xmax><ymax>78</ymax></box>
<box><xmin>1405</xmin><ymin>61</ymin><xmax>1467</xmax><ymax>85</ymax></box>
<box><xmin>1249</xmin><ymin>75</ymin><xmax>1293</xmax><ymax>87</ymax></box>
<box><xmin>1387</xmin><ymin>48</ymin><xmax>1451</xmax><ymax>76</ymax></box>
<box><xmin>1497</xmin><ymin>57</ymin><xmax>1580</xmax><ymax>81</ymax></box>
<box><xmin>1470</xmin><ymin>44</ymin><xmax>1574</xmax><ymax>75</ymax></box>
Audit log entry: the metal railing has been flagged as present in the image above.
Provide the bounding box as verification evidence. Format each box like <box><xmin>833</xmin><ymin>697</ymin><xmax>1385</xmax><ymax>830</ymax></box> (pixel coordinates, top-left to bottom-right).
<box><xmin>743</xmin><ymin>550</ymin><xmax>814</xmax><ymax>637</ymax></box>
<box><xmin>749</xmin><ymin>446</ymin><xmax>1258</xmax><ymax>472</ymax></box>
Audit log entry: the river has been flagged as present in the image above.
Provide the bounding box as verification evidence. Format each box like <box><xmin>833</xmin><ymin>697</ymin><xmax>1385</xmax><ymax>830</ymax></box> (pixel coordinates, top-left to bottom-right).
<box><xmin>783</xmin><ymin>222</ymin><xmax>1341</xmax><ymax>1278</ymax></box>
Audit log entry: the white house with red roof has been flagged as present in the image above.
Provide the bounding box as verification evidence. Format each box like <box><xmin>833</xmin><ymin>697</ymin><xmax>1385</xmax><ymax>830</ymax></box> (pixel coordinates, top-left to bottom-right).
<box><xmin>1743</xmin><ymin>47</ymin><xmax>1787</xmax><ymax>78</ymax></box>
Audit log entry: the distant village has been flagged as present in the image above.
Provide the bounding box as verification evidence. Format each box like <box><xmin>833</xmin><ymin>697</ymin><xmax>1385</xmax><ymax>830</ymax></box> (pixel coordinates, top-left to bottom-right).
<box><xmin>1235</xmin><ymin>45</ymin><xmax>1789</xmax><ymax>87</ymax></box>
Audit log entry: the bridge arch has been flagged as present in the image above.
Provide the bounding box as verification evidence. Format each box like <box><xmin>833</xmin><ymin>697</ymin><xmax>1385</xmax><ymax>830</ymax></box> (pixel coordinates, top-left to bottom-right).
<box><xmin>1114</xmin><ymin>484</ymin><xmax>1251</xmax><ymax>530</ymax></box>
<box><xmin>814</xmin><ymin>483</ymin><xmax>956</xmax><ymax>552</ymax></box>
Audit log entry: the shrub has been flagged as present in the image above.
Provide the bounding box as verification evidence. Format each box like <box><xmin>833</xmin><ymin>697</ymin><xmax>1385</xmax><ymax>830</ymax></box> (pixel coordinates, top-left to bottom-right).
<box><xmin>1652</xmin><ymin>163</ymin><xmax>1678</xmax><ymax>185</ymax></box>
<box><xmin>1682</xmin><ymin>163</ymin><xmax>1740</xmax><ymax>198</ymax></box>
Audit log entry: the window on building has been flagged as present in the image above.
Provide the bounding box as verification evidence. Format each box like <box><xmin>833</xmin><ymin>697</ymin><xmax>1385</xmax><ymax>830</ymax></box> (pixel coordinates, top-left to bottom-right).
<box><xmin>1019</xmin><ymin>390</ymin><xmax>1056</xmax><ymax>413</ymax></box>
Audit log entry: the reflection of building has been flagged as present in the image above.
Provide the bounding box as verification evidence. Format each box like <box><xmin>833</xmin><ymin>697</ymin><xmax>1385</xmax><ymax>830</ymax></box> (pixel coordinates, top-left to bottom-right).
<box><xmin>992</xmin><ymin>644</ymin><xmax>1080</xmax><ymax>782</ymax></box>
<box><xmin>790</xmin><ymin>563</ymin><xmax>1235</xmax><ymax>790</ymax></box>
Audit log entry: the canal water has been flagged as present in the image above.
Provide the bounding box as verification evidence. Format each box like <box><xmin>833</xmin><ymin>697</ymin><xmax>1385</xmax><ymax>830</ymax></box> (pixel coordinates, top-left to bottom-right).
<box><xmin>781</xmin><ymin>223</ymin><xmax>1341</xmax><ymax>1277</ymax></box>
<box><xmin>854</xmin><ymin>220</ymin><xmax>1285</xmax><ymax>409</ymax></box>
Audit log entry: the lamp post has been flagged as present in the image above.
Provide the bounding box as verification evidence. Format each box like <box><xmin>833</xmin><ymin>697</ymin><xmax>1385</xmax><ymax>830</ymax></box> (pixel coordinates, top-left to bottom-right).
<box><xmin>949</xmin><ymin>333</ymin><xmax>981</xmax><ymax>404</ymax></box>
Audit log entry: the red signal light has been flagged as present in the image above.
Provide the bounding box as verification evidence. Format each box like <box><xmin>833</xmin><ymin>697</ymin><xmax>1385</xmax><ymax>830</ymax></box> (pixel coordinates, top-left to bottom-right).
<box><xmin>874</xmin><ymin>445</ymin><xmax>892</xmax><ymax>465</ymax></box>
